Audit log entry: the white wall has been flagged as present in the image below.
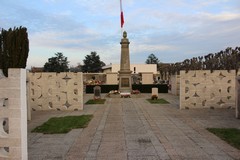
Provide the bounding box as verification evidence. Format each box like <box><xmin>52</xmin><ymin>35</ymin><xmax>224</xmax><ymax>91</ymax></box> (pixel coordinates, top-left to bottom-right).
<box><xmin>141</xmin><ymin>73</ymin><xmax>154</xmax><ymax>84</ymax></box>
<box><xmin>106</xmin><ymin>73</ymin><xmax>118</xmax><ymax>84</ymax></box>
<box><xmin>111</xmin><ymin>64</ymin><xmax>157</xmax><ymax>74</ymax></box>
<box><xmin>180</xmin><ymin>70</ymin><xmax>236</xmax><ymax>109</ymax></box>
<box><xmin>28</xmin><ymin>72</ymin><xmax>83</xmax><ymax>111</ymax></box>
<box><xmin>170</xmin><ymin>75</ymin><xmax>180</xmax><ymax>95</ymax></box>
<box><xmin>0</xmin><ymin>69</ymin><xmax>28</xmax><ymax>159</ymax></box>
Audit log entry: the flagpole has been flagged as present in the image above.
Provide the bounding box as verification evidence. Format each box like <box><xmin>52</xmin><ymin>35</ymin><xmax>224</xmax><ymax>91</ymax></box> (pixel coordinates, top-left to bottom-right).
<box><xmin>120</xmin><ymin>0</ymin><xmax>122</xmax><ymax>36</ymax></box>
<box><xmin>120</xmin><ymin>0</ymin><xmax>124</xmax><ymax>35</ymax></box>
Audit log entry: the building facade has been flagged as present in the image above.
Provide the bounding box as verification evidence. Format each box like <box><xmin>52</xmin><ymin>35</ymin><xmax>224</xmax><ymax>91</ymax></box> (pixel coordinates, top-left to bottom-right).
<box><xmin>102</xmin><ymin>64</ymin><xmax>158</xmax><ymax>74</ymax></box>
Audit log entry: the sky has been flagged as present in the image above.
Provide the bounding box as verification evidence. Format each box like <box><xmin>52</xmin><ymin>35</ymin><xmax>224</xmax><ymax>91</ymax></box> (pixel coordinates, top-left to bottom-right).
<box><xmin>0</xmin><ymin>0</ymin><xmax>240</xmax><ymax>68</ymax></box>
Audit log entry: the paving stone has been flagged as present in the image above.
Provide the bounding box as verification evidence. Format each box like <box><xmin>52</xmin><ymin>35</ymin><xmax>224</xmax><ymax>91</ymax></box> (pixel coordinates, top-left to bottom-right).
<box><xmin>28</xmin><ymin>94</ymin><xmax>240</xmax><ymax>160</ymax></box>
<box><xmin>102</xmin><ymin>132</ymin><xmax>124</xmax><ymax>142</ymax></box>
<box><xmin>126</xmin><ymin>140</ymin><xmax>152</xmax><ymax>150</ymax></box>
<box><xmin>97</xmin><ymin>141</ymin><xmax>126</xmax><ymax>157</ymax></box>
<box><xmin>106</xmin><ymin>115</ymin><xmax>123</xmax><ymax>122</ymax></box>
<box><xmin>127</xmin><ymin>147</ymin><xmax>158</xmax><ymax>157</ymax></box>
<box><xmin>210</xmin><ymin>154</ymin><xmax>234</xmax><ymax>160</ymax></box>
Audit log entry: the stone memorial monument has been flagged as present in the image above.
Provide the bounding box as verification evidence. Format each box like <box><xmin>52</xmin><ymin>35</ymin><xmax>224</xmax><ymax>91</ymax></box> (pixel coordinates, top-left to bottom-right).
<box><xmin>94</xmin><ymin>86</ymin><xmax>101</xmax><ymax>99</ymax></box>
<box><xmin>152</xmin><ymin>88</ymin><xmax>158</xmax><ymax>99</ymax></box>
<box><xmin>119</xmin><ymin>31</ymin><xmax>132</xmax><ymax>94</ymax></box>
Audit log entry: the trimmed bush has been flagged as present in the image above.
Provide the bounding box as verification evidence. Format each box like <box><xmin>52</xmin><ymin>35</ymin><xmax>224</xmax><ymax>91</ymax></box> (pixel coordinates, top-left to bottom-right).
<box><xmin>132</xmin><ymin>84</ymin><xmax>168</xmax><ymax>93</ymax></box>
<box><xmin>86</xmin><ymin>85</ymin><xmax>118</xmax><ymax>93</ymax></box>
<box><xmin>85</xmin><ymin>84</ymin><xmax>168</xmax><ymax>93</ymax></box>
<box><xmin>0</xmin><ymin>27</ymin><xmax>29</xmax><ymax>77</ymax></box>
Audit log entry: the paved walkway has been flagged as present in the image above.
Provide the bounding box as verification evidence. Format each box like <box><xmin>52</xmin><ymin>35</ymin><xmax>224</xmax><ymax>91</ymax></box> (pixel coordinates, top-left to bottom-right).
<box><xmin>28</xmin><ymin>94</ymin><xmax>240</xmax><ymax>160</ymax></box>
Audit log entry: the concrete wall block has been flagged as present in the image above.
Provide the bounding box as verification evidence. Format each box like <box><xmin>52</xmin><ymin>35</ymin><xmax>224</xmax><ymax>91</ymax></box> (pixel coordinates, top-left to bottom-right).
<box><xmin>106</xmin><ymin>73</ymin><xmax>118</xmax><ymax>84</ymax></box>
<box><xmin>0</xmin><ymin>89</ymin><xmax>20</xmax><ymax>99</ymax></box>
<box><xmin>142</xmin><ymin>73</ymin><xmax>153</xmax><ymax>84</ymax></box>
<box><xmin>8</xmin><ymin>147</ymin><xmax>23</xmax><ymax>158</ymax></box>
<box><xmin>170</xmin><ymin>75</ymin><xmax>180</xmax><ymax>95</ymax></box>
<box><xmin>0</xmin><ymin>79</ymin><xmax>21</xmax><ymax>89</ymax></box>
<box><xmin>180</xmin><ymin>70</ymin><xmax>237</xmax><ymax>109</ymax></box>
<box><xmin>0</xmin><ymin>69</ymin><xmax>27</xmax><ymax>159</ymax></box>
<box><xmin>0</xmin><ymin>138</ymin><xmax>21</xmax><ymax>148</ymax></box>
<box><xmin>151</xmin><ymin>88</ymin><xmax>158</xmax><ymax>96</ymax></box>
<box><xmin>2</xmin><ymin>109</ymin><xmax>20</xmax><ymax>118</ymax></box>
<box><xmin>28</xmin><ymin>72</ymin><xmax>84</xmax><ymax>111</ymax></box>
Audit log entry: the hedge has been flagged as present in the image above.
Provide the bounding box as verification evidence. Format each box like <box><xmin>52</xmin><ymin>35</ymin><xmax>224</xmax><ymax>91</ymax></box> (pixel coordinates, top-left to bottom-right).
<box><xmin>85</xmin><ymin>84</ymin><xmax>168</xmax><ymax>93</ymax></box>
<box><xmin>85</xmin><ymin>85</ymin><xmax>119</xmax><ymax>93</ymax></box>
<box><xmin>132</xmin><ymin>84</ymin><xmax>168</xmax><ymax>93</ymax></box>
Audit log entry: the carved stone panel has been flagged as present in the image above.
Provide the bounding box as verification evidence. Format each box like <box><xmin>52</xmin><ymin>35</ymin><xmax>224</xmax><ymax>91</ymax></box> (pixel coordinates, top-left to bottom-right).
<box><xmin>180</xmin><ymin>70</ymin><xmax>235</xmax><ymax>109</ymax></box>
<box><xmin>28</xmin><ymin>72</ymin><xmax>83</xmax><ymax>111</ymax></box>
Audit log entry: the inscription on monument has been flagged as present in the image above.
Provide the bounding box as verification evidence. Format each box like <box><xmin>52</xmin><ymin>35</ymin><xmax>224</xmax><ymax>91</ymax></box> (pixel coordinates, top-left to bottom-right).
<box><xmin>121</xmin><ymin>78</ymin><xmax>129</xmax><ymax>87</ymax></box>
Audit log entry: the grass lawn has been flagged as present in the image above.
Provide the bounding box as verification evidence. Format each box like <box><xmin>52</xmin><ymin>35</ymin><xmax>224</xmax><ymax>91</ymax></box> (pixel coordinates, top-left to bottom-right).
<box><xmin>207</xmin><ymin>128</ymin><xmax>240</xmax><ymax>150</ymax></box>
<box><xmin>147</xmin><ymin>98</ymin><xmax>170</xmax><ymax>104</ymax></box>
<box><xmin>32</xmin><ymin>115</ymin><xmax>93</xmax><ymax>134</ymax></box>
<box><xmin>85</xmin><ymin>99</ymin><xmax>106</xmax><ymax>104</ymax></box>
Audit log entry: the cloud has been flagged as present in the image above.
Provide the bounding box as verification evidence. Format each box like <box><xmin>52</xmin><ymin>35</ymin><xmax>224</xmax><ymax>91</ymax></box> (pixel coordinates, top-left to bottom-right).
<box><xmin>1</xmin><ymin>0</ymin><xmax>240</xmax><ymax>68</ymax></box>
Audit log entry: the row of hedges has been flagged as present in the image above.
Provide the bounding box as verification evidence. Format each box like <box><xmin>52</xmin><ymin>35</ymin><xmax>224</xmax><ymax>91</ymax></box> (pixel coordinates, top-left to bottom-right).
<box><xmin>85</xmin><ymin>84</ymin><xmax>168</xmax><ymax>93</ymax></box>
<box><xmin>85</xmin><ymin>85</ymin><xmax>119</xmax><ymax>93</ymax></box>
<box><xmin>132</xmin><ymin>84</ymin><xmax>168</xmax><ymax>93</ymax></box>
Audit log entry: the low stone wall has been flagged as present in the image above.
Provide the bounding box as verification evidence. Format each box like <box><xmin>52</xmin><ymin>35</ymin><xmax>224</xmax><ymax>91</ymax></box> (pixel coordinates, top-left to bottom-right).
<box><xmin>141</xmin><ymin>72</ymin><xmax>153</xmax><ymax>84</ymax></box>
<box><xmin>180</xmin><ymin>70</ymin><xmax>236</xmax><ymax>109</ymax></box>
<box><xmin>236</xmin><ymin>76</ymin><xmax>240</xmax><ymax>119</ymax></box>
<box><xmin>169</xmin><ymin>75</ymin><xmax>180</xmax><ymax>95</ymax></box>
<box><xmin>0</xmin><ymin>69</ymin><xmax>28</xmax><ymax>159</ymax></box>
<box><xmin>28</xmin><ymin>72</ymin><xmax>83</xmax><ymax>111</ymax></box>
<box><xmin>106</xmin><ymin>73</ymin><xmax>118</xmax><ymax>84</ymax></box>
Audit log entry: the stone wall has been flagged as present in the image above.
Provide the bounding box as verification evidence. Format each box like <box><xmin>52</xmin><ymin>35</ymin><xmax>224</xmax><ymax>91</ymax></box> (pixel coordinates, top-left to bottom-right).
<box><xmin>170</xmin><ymin>75</ymin><xmax>180</xmax><ymax>95</ymax></box>
<box><xmin>0</xmin><ymin>69</ymin><xmax>28</xmax><ymax>159</ymax></box>
<box><xmin>106</xmin><ymin>73</ymin><xmax>118</xmax><ymax>84</ymax></box>
<box><xmin>28</xmin><ymin>72</ymin><xmax>83</xmax><ymax>111</ymax></box>
<box><xmin>141</xmin><ymin>72</ymin><xmax>153</xmax><ymax>84</ymax></box>
<box><xmin>180</xmin><ymin>70</ymin><xmax>236</xmax><ymax>109</ymax></box>
<box><xmin>236</xmin><ymin>76</ymin><xmax>240</xmax><ymax>119</ymax></box>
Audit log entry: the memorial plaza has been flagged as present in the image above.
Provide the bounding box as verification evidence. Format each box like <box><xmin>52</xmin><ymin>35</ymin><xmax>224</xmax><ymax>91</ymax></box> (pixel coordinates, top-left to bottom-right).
<box><xmin>28</xmin><ymin>93</ymin><xmax>240</xmax><ymax>160</ymax></box>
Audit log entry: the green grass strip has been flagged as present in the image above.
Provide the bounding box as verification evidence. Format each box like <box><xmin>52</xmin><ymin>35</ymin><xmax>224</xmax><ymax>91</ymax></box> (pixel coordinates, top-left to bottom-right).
<box><xmin>147</xmin><ymin>98</ymin><xmax>170</xmax><ymax>104</ymax></box>
<box><xmin>207</xmin><ymin>128</ymin><xmax>240</xmax><ymax>150</ymax></box>
<box><xmin>32</xmin><ymin>115</ymin><xmax>93</xmax><ymax>134</ymax></box>
<box><xmin>85</xmin><ymin>99</ymin><xmax>106</xmax><ymax>104</ymax></box>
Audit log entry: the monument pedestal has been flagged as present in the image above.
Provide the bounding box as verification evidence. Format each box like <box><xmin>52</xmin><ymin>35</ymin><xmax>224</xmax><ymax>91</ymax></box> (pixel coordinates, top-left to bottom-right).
<box><xmin>118</xmin><ymin>31</ymin><xmax>132</xmax><ymax>93</ymax></box>
<box><xmin>119</xmin><ymin>71</ymin><xmax>132</xmax><ymax>93</ymax></box>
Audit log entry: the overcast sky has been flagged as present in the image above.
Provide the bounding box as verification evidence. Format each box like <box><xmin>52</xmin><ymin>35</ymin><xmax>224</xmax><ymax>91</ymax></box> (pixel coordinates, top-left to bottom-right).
<box><xmin>1</xmin><ymin>0</ymin><xmax>240</xmax><ymax>68</ymax></box>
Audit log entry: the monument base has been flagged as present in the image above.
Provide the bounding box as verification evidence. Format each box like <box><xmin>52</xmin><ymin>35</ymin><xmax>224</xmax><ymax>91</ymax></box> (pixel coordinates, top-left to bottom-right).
<box><xmin>119</xmin><ymin>71</ymin><xmax>132</xmax><ymax>93</ymax></box>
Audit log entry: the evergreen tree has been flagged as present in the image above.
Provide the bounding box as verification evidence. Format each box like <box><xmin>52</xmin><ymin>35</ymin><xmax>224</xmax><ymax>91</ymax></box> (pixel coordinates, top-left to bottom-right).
<box><xmin>0</xmin><ymin>26</ymin><xmax>29</xmax><ymax>76</ymax></box>
<box><xmin>145</xmin><ymin>53</ymin><xmax>159</xmax><ymax>64</ymax></box>
<box><xmin>82</xmin><ymin>52</ymin><xmax>105</xmax><ymax>73</ymax></box>
<box><xmin>43</xmin><ymin>52</ymin><xmax>69</xmax><ymax>72</ymax></box>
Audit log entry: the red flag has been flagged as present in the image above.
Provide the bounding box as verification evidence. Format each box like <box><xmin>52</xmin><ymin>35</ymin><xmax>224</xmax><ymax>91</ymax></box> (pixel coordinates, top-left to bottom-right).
<box><xmin>120</xmin><ymin>0</ymin><xmax>124</xmax><ymax>28</ymax></box>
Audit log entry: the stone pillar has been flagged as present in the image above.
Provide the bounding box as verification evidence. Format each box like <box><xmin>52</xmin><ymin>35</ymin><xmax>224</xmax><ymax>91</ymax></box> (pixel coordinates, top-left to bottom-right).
<box><xmin>0</xmin><ymin>69</ymin><xmax>28</xmax><ymax>159</ymax></box>
<box><xmin>152</xmin><ymin>88</ymin><xmax>158</xmax><ymax>98</ymax></box>
<box><xmin>236</xmin><ymin>76</ymin><xmax>240</xmax><ymax>119</ymax></box>
<box><xmin>118</xmin><ymin>31</ymin><xmax>132</xmax><ymax>93</ymax></box>
<box><xmin>170</xmin><ymin>74</ymin><xmax>180</xmax><ymax>95</ymax></box>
